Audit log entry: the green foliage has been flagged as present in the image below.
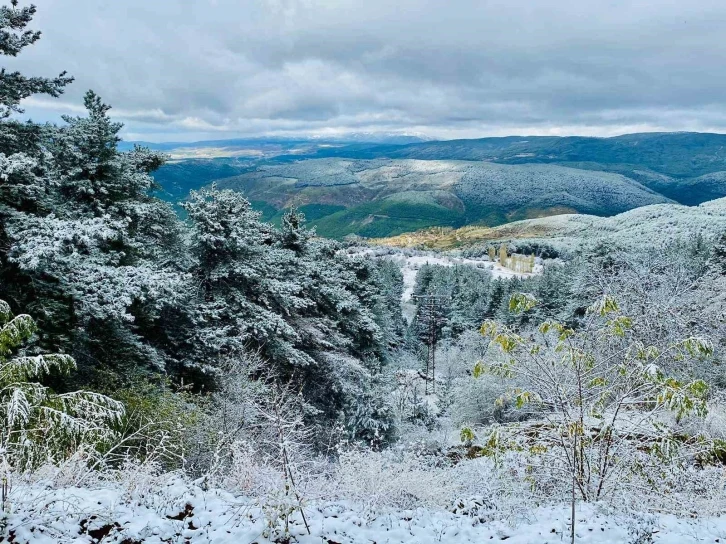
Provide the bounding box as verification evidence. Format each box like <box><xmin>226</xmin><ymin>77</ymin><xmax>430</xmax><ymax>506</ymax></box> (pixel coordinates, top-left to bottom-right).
<box><xmin>700</xmin><ymin>439</ymin><xmax>726</xmax><ymax>466</ymax></box>
<box><xmin>476</xmin><ymin>296</ymin><xmax>712</xmax><ymax>501</ymax></box>
<box><xmin>588</xmin><ymin>294</ymin><xmax>620</xmax><ymax>316</ymax></box>
<box><xmin>508</xmin><ymin>293</ymin><xmax>538</xmax><ymax>314</ymax></box>
<box><xmin>459</xmin><ymin>426</ymin><xmax>475</xmax><ymax>444</ymax></box>
<box><xmin>0</xmin><ymin>299</ymin><xmax>123</xmax><ymax>471</ymax></box>
<box><xmin>106</xmin><ymin>377</ymin><xmax>199</xmax><ymax>469</ymax></box>
<box><xmin>311</xmin><ymin>198</ymin><xmax>464</xmax><ymax>239</ymax></box>
<box><xmin>151</xmin><ymin>158</ymin><xmax>253</xmax><ymax>207</ymax></box>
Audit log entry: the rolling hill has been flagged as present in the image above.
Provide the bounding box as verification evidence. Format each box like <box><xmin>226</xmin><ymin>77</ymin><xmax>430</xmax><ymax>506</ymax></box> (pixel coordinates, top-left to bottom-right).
<box><xmin>302</xmin><ymin>132</ymin><xmax>726</xmax><ymax>176</ymax></box>
<box><xmin>145</xmin><ymin>132</ymin><xmax>726</xmax><ymax>239</ymax></box>
<box><xmin>372</xmin><ymin>197</ymin><xmax>726</xmax><ymax>252</ymax></box>
<box><xmin>213</xmin><ymin>159</ymin><xmax>670</xmax><ymax>238</ymax></box>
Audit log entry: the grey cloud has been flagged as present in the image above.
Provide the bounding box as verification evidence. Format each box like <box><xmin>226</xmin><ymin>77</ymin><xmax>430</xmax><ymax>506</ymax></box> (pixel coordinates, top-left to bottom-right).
<box><xmin>8</xmin><ymin>0</ymin><xmax>726</xmax><ymax>140</ymax></box>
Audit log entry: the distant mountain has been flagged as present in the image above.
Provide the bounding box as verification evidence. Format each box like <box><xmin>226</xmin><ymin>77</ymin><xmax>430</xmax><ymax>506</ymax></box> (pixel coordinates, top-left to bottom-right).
<box><xmin>214</xmin><ymin>159</ymin><xmax>670</xmax><ymax>239</ymax></box>
<box><xmin>303</xmin><ymin>132</ymin><xmax>726</xmax><ymax>176</ymax></box>
<box><xmin>119</xmin><ymin>134</ymin><xmax>426</xmax><ymax>154</ymax></box>
<box><xmin>293</xmin><ymin>132</ymin><xmax>726</xmax><ymax>204</ymax></box>
<box><xmin>144</xmin><ymin>132</ymin><xmax>726</xmax><ymax>239</ymax></box>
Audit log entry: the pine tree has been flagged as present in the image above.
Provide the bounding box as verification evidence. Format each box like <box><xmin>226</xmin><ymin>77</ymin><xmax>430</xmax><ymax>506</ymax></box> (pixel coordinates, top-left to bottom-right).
<box><xmin>0</xmin><ymin>298</ymin><xmax>123</xmax><ymax>471</ymax></box>
<box><xmin>279</xmin><ymin>205</ymin><xmax>314</xmax><ymax>254</ymax></box>
<box><xmin>183</xmin><ymin>186</ymin><xmax>396</xmax><ymax>441</ymax></box>
<box><xmin>0</xmin><ymin>0</ymin><xmax>73</xmax><ymax>254</ymax></box>
<box><xmin>710</xmin><ymin>233</ymin><xmax>726</xmax><ymax>275</ymax></box>
<box><xmin>2</xmin><ymin>91</ymin><xmax>185</xmax><ymax>383</ymax></box>
<box><xmin>0</xmin><ymin>1</ymin><xmax>73</xmax><ymax>120</ymax></box>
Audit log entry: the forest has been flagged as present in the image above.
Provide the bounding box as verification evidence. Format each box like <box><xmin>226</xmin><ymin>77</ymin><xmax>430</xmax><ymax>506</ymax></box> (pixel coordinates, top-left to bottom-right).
<box><xmin>1</xmin><ymin>2</ymin><xmax>726</xmax><ymax>543</ymax></box>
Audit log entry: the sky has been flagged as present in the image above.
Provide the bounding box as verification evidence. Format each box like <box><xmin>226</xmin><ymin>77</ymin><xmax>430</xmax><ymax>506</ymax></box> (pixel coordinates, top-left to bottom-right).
<box><xmin>7</xmin><ymin>0</ymin><xmax>726</xmax><ymax>142</ymax></box>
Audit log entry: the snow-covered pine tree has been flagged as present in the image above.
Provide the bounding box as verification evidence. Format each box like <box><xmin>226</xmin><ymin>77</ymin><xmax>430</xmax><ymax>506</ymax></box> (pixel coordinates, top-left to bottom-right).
<box><xmin>374</xmin><ymin>259</ymin><xmax>406</xmax><ymax>349</ymax></box>
<box><xmin>0</xmin><ymin>298</ymin><xmax>123</xmax><ymax>471</ymax></box>
<box><xmin>183</xmin><ymin>185</ymin><xmax>312</xmax><ymax>368</ymax></box>
<box><xmin>0</xmin><ymin>2</ymin><xmax>187</xmax><ymax>385</ymax></box>
<box><xmin>183</xmin><ymin>186</ymin><xmax>398</xmax><ymax>442</ymax></box>
<box><xmin>4</xmin><ymin>92</ymin><xmax>185</xmax><ymax>382</ymax></box>
<box><xmin>710</xmin><ymin>232</ymin><xmax>726</xmax><ymax>275</ymax></box>
<box><xmin>279</xmin><ymin>205</ymin><xmax>314</xmax><ymax>254</ymax></box>
<box><xmin>0</xmin><ymin>0</ymin><xmax>73</xmax><ymax>260</ymax></box>
<box><xmin>0</xmin><ymin>1</ymin><xmax>73</xmax><ymax>120</ymax></box>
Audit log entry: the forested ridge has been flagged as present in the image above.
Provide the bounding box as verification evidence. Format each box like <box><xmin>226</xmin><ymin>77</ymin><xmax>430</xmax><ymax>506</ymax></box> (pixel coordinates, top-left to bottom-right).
<box><xmin>2</xmin><ymin>3</ymin><xmax>726</xmax><ymax>543</ymax></box>
<box><xmin>0</xmin><ymin>39</ymin><xmax>402</xmax><ymax>447</ymax></box>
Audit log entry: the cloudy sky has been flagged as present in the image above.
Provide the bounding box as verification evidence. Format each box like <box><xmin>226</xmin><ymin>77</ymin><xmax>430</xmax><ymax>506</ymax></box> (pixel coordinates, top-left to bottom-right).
<box><xmin>8</xmin><ymin>0</ymin><xmax>726</xmax><ymax>142</ymax></box>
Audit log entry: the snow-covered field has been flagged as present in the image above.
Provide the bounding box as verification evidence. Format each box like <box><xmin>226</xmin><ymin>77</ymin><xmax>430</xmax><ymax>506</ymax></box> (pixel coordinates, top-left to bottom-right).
<box><xmin>5</xmin><ymin>478</ymin><xmax>726</xmax><ymax>543</ymax></box>
<box><xmin>485</xmin><ymin>197</ymin><xmax>726</xmax><ymax>253</ymax></box>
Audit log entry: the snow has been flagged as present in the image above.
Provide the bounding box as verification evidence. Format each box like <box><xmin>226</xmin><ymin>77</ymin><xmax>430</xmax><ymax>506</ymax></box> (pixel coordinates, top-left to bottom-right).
<box><xmin>397</xmin><ymin>253</ymin><xmax>536</xmax><ymax>299</ymax></box>
<box><xmin>351</xmin><ymin>248</ymin><xmax>541</xmax><ymax>322</ymax></box>
<box><xmin>486</xmin><ymin>197</ymin><xmax>726</xmax><ymax>253</ymax></box>
<box><xmin>5</xmin><ymin>478</ymin><xmax>725</xmax><ymax>543</ymax></box>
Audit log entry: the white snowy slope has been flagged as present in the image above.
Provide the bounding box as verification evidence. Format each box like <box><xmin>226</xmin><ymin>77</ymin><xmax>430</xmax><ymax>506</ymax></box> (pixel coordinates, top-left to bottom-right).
<box><xmin>488</xmin><ymin>197</ymin><xmax>726</xmax><ymax>251</ymax></box>
<box><xmin>6</xmin><ymin>479</ymin><xmax>726</xmax><ymax>543</ymax></box>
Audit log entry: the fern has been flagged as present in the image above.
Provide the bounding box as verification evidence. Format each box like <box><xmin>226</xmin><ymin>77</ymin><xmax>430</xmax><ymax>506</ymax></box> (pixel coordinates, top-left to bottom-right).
<box><xmin>0</xmin><ymin>300</ymin><xmax>10</xmax><ymax>323</ymax></box>
<box><xmin>0</xmin><ymin>314</ymin><xmax>36</xmax><ymax>357</ymax></box>
<box><xmin>0</xmin><ymin>353</ymin><xmax>76</xmax><ymax>383</ymax></box>
<box><xmin>0</xmin><ymin>299</ymin><xmax>125</xmax><ymax>471</ymax></box>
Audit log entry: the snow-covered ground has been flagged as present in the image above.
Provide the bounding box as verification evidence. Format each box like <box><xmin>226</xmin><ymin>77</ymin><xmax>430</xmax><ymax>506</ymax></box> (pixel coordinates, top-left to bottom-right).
<box><xmin>396</xmin><ymin>253</ymin><xmax>538</xmax><ymax>301</ymax></box>
<box><xmin>5</xmin><ymin>478</ymin><xmax>726</xmax><ymax>543</ymax></box>
<box><xmin>350</xmin><ymin>248</ymin><xmax>541</xmax><ymax>322</ymax></box>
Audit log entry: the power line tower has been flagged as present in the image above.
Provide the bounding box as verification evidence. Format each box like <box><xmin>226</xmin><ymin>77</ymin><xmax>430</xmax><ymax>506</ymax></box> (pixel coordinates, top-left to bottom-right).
<box><xmin>412</xmin><ymin>294</ymin><xmax>450</xmax><ymax>395</ymax></box>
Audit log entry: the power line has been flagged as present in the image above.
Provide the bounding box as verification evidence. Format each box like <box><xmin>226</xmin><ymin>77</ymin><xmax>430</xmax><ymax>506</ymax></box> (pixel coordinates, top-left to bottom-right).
<box><xmin>412</xmin><ymin>294</ymin><xmax>450</xmax><ymax>395</ymax></box>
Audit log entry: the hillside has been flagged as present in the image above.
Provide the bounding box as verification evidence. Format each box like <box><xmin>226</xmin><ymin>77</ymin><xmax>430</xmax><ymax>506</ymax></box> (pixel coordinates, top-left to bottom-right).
<box><xmin>372</xmin><ymin>197</ymin><xmax>726</xmax><ymax>251</ymax></box>
<box><xmin>303</xmin><ymin>132</ymin><xmax>726</xmax><ymax>177</ymax></box>
<box><xmin>291</xmin><ymin>132</ymin><xmax>726</xmax><ymax>206</ymax></box>
<box><xmin>150</xmin><ymin>132</ymin><xmax>726</xmax><ymax>178</ymax></box>
<box><xmin>214</xmin><ymin>158</ymin><xmax>670</xmax><ymax>238</ymax></box>
<box><xmin>147</xmin><ymin>132</ymin><xmax>726</xmax><ymax>239</ymax></box>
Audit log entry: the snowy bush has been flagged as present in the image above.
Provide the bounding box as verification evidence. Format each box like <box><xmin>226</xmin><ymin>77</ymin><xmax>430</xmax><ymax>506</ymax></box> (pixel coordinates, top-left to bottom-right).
<box><xmin>625</xmin><ymin>513</ymin><xmax>657</xmax><ymax>544</ymax></box>
<box><xmin>334</xmin><ymin>446</ymin><xmax>461</xmax><ymax>515</ymax></box>
<box><xmin>475</xmin><ymin>293</ymin><xmax>711</xmax><ymax>503</ymax></box>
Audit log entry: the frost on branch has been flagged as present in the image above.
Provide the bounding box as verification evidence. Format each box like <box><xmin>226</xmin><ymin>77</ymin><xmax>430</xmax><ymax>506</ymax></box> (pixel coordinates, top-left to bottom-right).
<box><xmin>0</xmin><ymin>298</ymin><xmax>123</xmax><ymax>472</ymax></box>
<box><xmin>475</xmin><ymin>292</ymin><xmax>711</xmax><ymax>502</ymax></box>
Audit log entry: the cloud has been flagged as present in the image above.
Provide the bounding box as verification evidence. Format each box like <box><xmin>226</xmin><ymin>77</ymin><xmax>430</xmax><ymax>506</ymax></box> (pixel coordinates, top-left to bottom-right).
<box><xmin>7</xmin><ymin>0</ymin><xmax>726</xmax><ymax>141</ymax></box>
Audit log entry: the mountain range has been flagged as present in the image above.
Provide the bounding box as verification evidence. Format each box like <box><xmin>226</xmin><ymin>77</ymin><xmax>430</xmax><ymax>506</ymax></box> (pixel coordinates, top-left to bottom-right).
<box><xmin>145</xmin><ymin>132</ymin><xmax>726</xmax><ymax>239</ymax></box>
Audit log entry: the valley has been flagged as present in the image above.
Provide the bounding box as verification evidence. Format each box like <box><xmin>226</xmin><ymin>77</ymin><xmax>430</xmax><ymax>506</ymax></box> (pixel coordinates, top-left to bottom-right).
<box><xmin>350</xmin><ymin>247</ymin><xmax>541</xmax><ymax>321</ymax></box>
<box><xmin>5</xmin><ymin>1</ymin><xmax>726</xmax><ymax>542</ymax></box>
<box><xmin>148</xmin><ymin>132</ymin><xmax>726</xmax><ymax>240</ymax></box>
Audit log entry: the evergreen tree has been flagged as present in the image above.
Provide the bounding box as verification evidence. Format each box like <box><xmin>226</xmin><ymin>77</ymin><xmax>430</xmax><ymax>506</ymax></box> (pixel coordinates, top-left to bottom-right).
<box><xmin>183</xmin><ymin>186</ymin><xmax>397</xmax><ymax>441</ymax></box>
<box><xmin>0</xmin><ymin>298</ymin><xmax>123</xmax><ymax>471</ymax></box>
<box><xmin>2</xmin><ymin>94</ymin><xmax>185</xmax><ymax>384</ymax></box>
<box><xmin>709</xmin><ymin>232</ymin><xmax>726</xmax><ymax>275</ymax></box>
<box><xmin>0</xmin><ymin>1</ymin><xmax>73</xmax><ymax>120</ymax></box>
<box><xmin>279</xmin><ymin>205</ymin><xmax>314</xmax><ymax>254</ymax></box>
